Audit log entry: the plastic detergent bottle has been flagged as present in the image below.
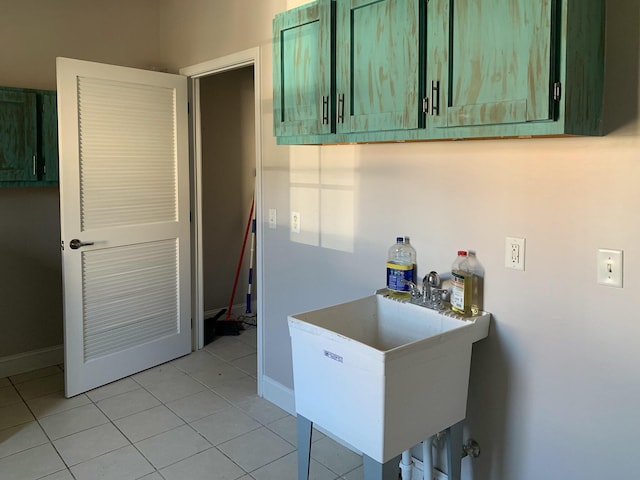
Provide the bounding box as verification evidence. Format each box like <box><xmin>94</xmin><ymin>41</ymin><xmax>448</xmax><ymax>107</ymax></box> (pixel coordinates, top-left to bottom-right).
<box><xmin>451</xmin><ymin>250</ymin><xmax>484</xmax><ymax>316</ymax></box>
<box><xmin>467</xmin><ymin>250</ymin><xmax>485</xmax><ymax>315</ymax></box>
<box><xmin>386</xmin><ymin>236</ymin><xmax>416</xmax><ymax>296</ymax></box>
<box><xmin>450</xmin><ymin>250</ymin><xmax>470</xmax><ymax>316</ymax></box>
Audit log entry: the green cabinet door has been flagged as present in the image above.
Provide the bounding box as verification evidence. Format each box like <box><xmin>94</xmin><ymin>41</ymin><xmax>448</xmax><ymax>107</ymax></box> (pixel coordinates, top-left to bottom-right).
<box><xmin>273</xmin><ymin>0</ymin><xmax>334</xmax><ymax>137</ymax></box>
<box><xmin>40</xmin><ymin>91</ymin><xmax>59</xmax><ymax>182</ymax></box>
<box><xmin>0</xmin><ymin>90</ymin><xmax>38</xmax><ymax>182</ymax></box>
<box><xmin>335</xmin><ymin>0</ymin><xmax>422</xmax><ymax>134</ymax></box>
<box><xmin>426</xmin><ymin>0</ymin><xmax>557</xmax><ymax>129</ymax></box>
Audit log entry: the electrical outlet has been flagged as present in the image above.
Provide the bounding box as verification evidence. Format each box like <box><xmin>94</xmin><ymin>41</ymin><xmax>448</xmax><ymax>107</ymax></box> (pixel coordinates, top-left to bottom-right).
<box><xmin>597</xmin><ymin>248</ymin><xmax>623</xmax><ymax>287</ymax></box>
<box><xmin>505</xmin><ymin>236</ymin><xmax>525</xmax><ymax>271</ymax></box>
<box><xmin>291</xmin><ymin>211</ymin><xmax>301</xmax><ymax>233</ymax></box>
<box><xmin>268</xmin><ymin>209</ymin><xmax>277</xmax><ymax>229</ymax></box>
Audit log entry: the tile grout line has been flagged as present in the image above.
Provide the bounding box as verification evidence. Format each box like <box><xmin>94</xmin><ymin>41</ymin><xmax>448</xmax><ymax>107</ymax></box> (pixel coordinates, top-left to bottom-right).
<box><xmin>0</xmin><ymin>329</ymin><xmax>364</xmax><ymax>480</ymax></box>
<box><xmin>4</xmin><ymin>368</ymin><xmax>74</xmax><ymax>479</ymax></box>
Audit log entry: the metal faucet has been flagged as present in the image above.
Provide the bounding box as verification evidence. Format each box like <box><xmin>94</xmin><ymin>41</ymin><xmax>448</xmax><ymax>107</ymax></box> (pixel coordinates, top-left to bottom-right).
<box><xmin>401</xmin><ymin>271</ymin><xmax>449</xmax><ymax>310</ymax></box>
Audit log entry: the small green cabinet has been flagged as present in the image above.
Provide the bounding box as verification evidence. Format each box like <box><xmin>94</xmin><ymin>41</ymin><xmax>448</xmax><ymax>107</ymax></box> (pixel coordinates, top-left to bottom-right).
<box><xmin>273</xmin><ymin>0</ymin><xmax>605</xmax><ymax>145</ymax></box>
<box><xmin>426</xmin><ymin>0</ymin><xmax>557</xmax><ymax>129</ymax></box>
<box><xmin>0</xmin><ymin>90</ymin><xmax>38</xmax><ymax>182</ymax></box>
<box><xmin>40</xmin><ymin>91</ymin><xmax>59</xmax><ymax>183</ymax></box>
<box><xmin>273</xmin><ymin>0</ymin><xmax>424</xmax><ymax>139</ymax></box>
<box><xmin>335</xmin><ymin>0</ymin><xmax>422</xmax><ymax>133</ymax></box>
<box><xmin>273</xmin><ymin>0</ymin><xmax>334</xmax><ymax>137</ymax></box>
<box><xmin>0</xmin><ymin>86</ymin><xmax>59</xmax><ymax>186</ymax></box>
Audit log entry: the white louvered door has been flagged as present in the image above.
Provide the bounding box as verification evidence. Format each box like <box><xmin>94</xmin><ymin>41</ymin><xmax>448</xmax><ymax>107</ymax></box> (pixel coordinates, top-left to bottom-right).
<box><xmin>57</xmin><ymin>58</ymin><xmax>191</xmax><ymax>397</ymax></box>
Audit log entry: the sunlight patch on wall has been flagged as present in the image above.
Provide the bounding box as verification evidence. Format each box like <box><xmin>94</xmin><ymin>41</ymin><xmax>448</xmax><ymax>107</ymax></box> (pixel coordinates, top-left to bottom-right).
<box><xmin>289</xmin><ymin>145</ymin><xmax>357</xmax><ymax>252</ymax></box>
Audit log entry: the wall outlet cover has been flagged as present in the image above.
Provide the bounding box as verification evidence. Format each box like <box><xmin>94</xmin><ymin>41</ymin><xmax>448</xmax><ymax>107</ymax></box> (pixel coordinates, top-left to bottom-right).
<box><xmin>291</xmin><ymin>211</ymin><xmax>301</xmax><ymax>233</ymax></box>
<box><xmin>505</xmin><ymin>236</ymin><xmax>525</xmax><ymax>271</ymax></box>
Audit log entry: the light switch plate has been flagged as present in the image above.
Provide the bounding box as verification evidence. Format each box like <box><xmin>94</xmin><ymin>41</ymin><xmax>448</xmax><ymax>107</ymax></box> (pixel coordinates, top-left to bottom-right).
<box><xmin>268</xmin><ymin>209</ymin><xmax>277</xmax><ymax>229</ymax></box>
<box><xmin>597</xmin><ymin>248</ymin><xmax>623</xmax><ymax>288</ymax></box>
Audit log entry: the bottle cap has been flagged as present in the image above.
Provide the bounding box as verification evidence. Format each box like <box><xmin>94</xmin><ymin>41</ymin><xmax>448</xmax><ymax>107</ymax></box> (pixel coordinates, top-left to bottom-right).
<box><xmin>457</xmin><ymin>250</ymin><xmax>467</xmax><ymax>256</ymax></box>
<box><xmin>396</xmin><ymin>237</ymin><xmax>403</xmax><ymax>243</ymax></box>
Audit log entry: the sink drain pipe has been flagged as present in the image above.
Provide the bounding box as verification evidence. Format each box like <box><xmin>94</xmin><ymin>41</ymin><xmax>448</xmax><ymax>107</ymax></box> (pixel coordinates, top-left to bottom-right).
<box><xmin>399</xmin><ymin>436</ymin><xmax>434</xmax><ymax>480</ymax></box>
<box><xmin>399</xmin><ymin>449</ymin><xmax>413</xmax><ymax>480</ymax></box>
<box><xmin>422</xmin><ymin>436</ymin><xmax>434</xmax><ymax>478</ymax></box>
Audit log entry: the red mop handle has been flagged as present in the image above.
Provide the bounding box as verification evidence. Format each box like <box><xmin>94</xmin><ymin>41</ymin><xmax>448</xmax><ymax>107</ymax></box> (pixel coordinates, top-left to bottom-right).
<box><xmin>225</xmin><ymin>197</ymin><xmax>255</xmax><ymax>321</ymax></box>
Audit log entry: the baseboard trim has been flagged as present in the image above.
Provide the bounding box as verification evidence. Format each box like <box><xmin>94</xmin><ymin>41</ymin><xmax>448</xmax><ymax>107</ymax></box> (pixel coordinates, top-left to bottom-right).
<box><xmin>261</xmin><ymin>374</ymin><xmax>295</xmax><ymax>415</ymax></box>
<box><xmin>0</xmin><ymin>345</ymin><xmax>64</xmax><ymax>379</ymax></box>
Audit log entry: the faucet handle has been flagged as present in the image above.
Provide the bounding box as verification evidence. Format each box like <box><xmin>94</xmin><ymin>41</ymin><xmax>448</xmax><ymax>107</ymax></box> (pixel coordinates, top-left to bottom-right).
<box><xmin>400</xmin><ymin>279</ymin><xmax>422</xmax><ymax>299</ymax></box>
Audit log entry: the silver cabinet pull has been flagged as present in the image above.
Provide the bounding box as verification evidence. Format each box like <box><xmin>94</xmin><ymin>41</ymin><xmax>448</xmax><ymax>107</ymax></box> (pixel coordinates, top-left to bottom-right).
<box><xmin>69</xmin><ymin>239</ymin><xmax>95</xmax><ymax>250</ymax></box>
<box><xmin>337</xmin><ymin>94</ymin><xmax>345</xmax><ymax>123</ymax></box>
<box><xmin>32</xmin><ymin>155</ymin><xmax>37</xmax><ymax>176</ymax></box>
<box><xmin>322</xmin><ymin>95</ymin><xmax>329</xmax><ymax>125</ymax></box>
<box><xmin>430</xmin><ymin>80</ymin><xmax>440</xmax><ymax>116</ymax></box>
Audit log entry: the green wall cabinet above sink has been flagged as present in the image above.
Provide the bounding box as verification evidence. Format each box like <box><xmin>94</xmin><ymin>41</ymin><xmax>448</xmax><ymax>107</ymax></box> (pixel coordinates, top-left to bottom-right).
<box><xmin>273</xmin><ymin>0</ymin><xmax>605</xmax><ymax>145</ymax></box>
<box><xmin>0</xmin><ymin>86</ymin><xmax>59</xmax><ymax>186</ymax></box>
<box><xmin>273</xmin><ymin>0</ymin><xmax>334</xmax><ymax>138</ymax></box>
<box><xmin>335</xmin><ymin>0</ymin><xmax>422</xmax><ymax>134</ymax></box>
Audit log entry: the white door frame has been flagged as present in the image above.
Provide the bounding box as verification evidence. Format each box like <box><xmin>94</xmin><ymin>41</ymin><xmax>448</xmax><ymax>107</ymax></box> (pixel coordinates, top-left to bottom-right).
<box><xmin>180</xmin><ymin>48</ymin><xmax>264</xmax><ymax>396</ymax></box>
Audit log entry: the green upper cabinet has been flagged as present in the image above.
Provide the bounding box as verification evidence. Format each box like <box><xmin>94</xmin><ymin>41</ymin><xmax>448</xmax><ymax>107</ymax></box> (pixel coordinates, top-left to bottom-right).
<box><xmin>273</xmin><ymin>0</ymin><xmax>605</xmax><ymax>144</ymax></box>
<box><xmin>422</xmin><ymin>0</ymin><xmax>605</xmax><ymax>139</ymax></box>
<box><xmin>0</xmin><ymin>90</ymin><xmax>38</xmax><ymax>182</ymax></box>
<box><xmin>426</xmin><ymin>0</ymin><xmax>557</xmax><ymax>129</ymax></box>
<box><xmin>273</xmin><ymin>0</ymin><xmax>334</xmax><ymax>137</ymax></box>
<box><xmin>0</xmin><ymin>86</ymin><xmax>59</xmax><ymax>186</ymax></box>
<box><xmin>335</xmin><ymin>0</ymin><xmax>423</xmax><ymax>134</ymax></box>
<box><xmin>40</xmin><ymin>91</ymin><xmax>59</xmax><ymax>183</ymax></box>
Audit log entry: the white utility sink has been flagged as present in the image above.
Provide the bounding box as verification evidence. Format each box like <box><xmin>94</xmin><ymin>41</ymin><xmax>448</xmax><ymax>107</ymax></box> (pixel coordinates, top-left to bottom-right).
<box><xmin>288</xmin><ymin>291</ymin><xmax>490</xmax><ymax>464</ymax></box>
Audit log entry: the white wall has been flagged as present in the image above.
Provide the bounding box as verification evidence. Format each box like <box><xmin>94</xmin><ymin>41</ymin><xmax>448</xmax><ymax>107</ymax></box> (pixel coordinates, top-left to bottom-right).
<box><xmin>160</xmin><ymin>1</ymin><xmax>640</xmax><ymax>479</ymax></box>
<box><xmin>0</xmin><ymin>1</ymin><xmax>636</xmax><ymax>478</ymax></box>
<box><xmin>0</xmin><ymin>0</ymin><xmax>163</xmax><ymax>358</ymax></box>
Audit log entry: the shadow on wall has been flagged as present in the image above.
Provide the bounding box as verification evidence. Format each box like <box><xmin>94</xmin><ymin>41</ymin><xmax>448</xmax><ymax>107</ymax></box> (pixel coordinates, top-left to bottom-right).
<box><xmin>602</xmin><ymin>0</ymin><xmax>640</xmax><ymax>134</ymax></box>
<box><xmin>464</xmin><ymin>321</ymin><xmax>513</xmax><ymax>480</ymax></box>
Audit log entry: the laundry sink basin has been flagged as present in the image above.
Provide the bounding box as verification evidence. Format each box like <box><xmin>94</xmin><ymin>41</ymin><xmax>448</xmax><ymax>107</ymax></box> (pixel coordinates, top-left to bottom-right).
<box><xmin>288</xmin><ymin>291</ymin><xmax>490</xmax><ymax>463</ymax></box>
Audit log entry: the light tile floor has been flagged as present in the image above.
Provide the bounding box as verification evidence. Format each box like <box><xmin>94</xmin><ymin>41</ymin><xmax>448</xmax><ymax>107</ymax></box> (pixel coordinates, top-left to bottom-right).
<box><xmin>0</xmin><ymin>326</ymin><xmax>365</xmax><ymax>480</ymax></box>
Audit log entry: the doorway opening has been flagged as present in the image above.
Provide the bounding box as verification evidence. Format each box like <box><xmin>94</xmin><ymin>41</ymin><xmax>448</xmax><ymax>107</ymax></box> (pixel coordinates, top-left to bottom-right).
<box><xmin>181</xmin><ymin>48</ymin><xmax>263</xmax><ymax>396</ymax></box>
<box><xmin>200</xmin><ymin>66</ymin><xmax>256</xmax><ymax>338</ymax></box>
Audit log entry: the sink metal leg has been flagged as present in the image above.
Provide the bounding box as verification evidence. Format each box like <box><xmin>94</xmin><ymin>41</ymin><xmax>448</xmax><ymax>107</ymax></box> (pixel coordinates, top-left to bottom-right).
<box><xmin>446</xmin><ymin>420</ymin><xmax>464</xmax><ymax>480</ymax></box>
<box><xmin>363</xmin><ymin>454</ymin><xmax>401</xmax><ymax>480</ymax></box>
<box><xmin>296</xmin><ymin>415</ymin><xmax>313</xmax><ymax>480</ymax></box>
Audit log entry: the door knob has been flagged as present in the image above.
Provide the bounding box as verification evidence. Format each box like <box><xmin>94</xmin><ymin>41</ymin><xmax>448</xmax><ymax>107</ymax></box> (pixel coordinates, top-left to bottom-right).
<box><xmin>69</xmin><ymin>239</ymin><xmax>94</xmax><ymax>250</ymax></box>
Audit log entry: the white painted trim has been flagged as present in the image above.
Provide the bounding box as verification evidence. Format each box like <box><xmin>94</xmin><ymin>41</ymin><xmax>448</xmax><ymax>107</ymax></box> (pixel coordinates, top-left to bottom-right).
<box><xmin>180</xmin><ymin>47</ymin><xmax>265</xmax><ymax>396</ymax></box>
<box><xmin>190</xmin><ymin>77</ymin><xmax>204</xmax><ymax>351</ymax></box>
<box><xmin>261</xmin><ymin>375</ymin><xmax>296</xmax><ymax>416</ymax></box>
<box><xmin>0</xmin><ymin>345</ymin><xmax>64</xmax><ymax>379</ymax></box>
<box><xmin>179</xmin><ymin>48</ymin><xmax>258</xmax><ymax>78</ymax></box>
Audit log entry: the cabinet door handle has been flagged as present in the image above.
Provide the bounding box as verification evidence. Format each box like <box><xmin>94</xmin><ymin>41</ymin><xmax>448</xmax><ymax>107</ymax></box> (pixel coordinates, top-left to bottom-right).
<box><xmin>32</xmin><ymin>155</ymin><xmax>37</xmax><ymax>176</ymax></box>
<box><xmin>322</xmin><ymin>95</ymin><xmax>329</xmax><ymax>125</ymax></box>
<box><xmin>430</xmin><ymin>80</ymin><xmax>440</xmax><ymax>116</ymax></box>
<box><xmin>337</xmin><ymin>94</ymin><xmax>345</xmax><ymax>124</ymax></box>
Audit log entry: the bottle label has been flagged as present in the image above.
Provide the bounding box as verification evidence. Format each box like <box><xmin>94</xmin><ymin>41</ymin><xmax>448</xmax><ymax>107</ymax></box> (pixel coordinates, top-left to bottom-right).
<box><xmin>387</xmin><ymin>262</ymin><xmax>414</xmax><ymax>291</ymax></box>
<box><xmin>451</xmin><ymin>271</ymin><xmax>466</xmax><ymax>312</ymax></box>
